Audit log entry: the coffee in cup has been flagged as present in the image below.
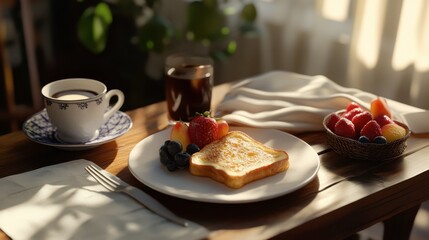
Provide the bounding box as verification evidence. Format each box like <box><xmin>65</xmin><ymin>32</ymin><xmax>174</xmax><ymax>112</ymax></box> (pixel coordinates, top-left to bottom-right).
<box><xmin>41</xmin><ymin>78</ymin><xmax>125</xmax><ymax>143</ymax></box>
<box><xmin>51</xmin><ymin>90</ymin><xmax>98</xmax><ymax>100</ymax></box>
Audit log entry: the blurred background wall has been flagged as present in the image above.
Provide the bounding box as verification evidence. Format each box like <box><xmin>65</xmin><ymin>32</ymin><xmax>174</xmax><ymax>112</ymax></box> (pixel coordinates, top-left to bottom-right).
<box><xmin>1</xmin><ymin>0</ymin><xmax>428</xmax><ymax>134</ymax></box>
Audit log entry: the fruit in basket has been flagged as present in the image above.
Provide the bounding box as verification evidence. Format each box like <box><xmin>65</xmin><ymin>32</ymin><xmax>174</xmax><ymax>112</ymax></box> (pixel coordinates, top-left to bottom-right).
<box><xmin>375</xmin><ymin>114</ymin><xmax>394</xmax><ymax>127</ymax></box>
<box><xmin>326</xmin><ymin>113</ymin><xmax>341</xmax><ymax>132</ymax></box>
<box><xmin>352</xmin><ymin>111</ymin><xmax>372</xmax><ymax>134</ymax></box>
<box><xmin>324</xmin><ymin>98</ymin><xmax>410</xmax><ymax>160</ymax></box>
<box><xmin>335</xmin><ymin>118</ymin><xmax>356</xmax><ymax>138</ymax></box>
<box><xmin>358</xmin><ymin>136</ymin><xmax>371</xmax><ymax>143</ymax></box>
<box><xmin>373</xmin><ymin>136</ymin><xmax>388</xmax><ymax>144</ymax></box>
<box><xmin>360</xmin><ymin>120</ymin><xmax>382</xmax><ymax>141</ymax></box>
<box><xmin>170</xmin><ymin>121</ymin><xmax>191</xmax><ymax>151</ymax></box>
<box><xmin>346</xmin><ymin>102</ymin><xmax>361</xmax><ymax>112</ymax></box>
<box><xmin>343</xmin><ymin>107</ymin><xmax>364</xmax><ymax>120</ymax></box>
<box><xmin>370</xmin><ymin>97</ymin><xmax>392</xmax><ymax>119</ymax></box>
<box><xmin>326</xmin><ymin>97</ymin><xmax>409</xmax><ymax>145</ymax></box>
<box><xmin>381</xmin><ymin>123</ymin><xmax>407</xmax><ymax>143</ymax></box>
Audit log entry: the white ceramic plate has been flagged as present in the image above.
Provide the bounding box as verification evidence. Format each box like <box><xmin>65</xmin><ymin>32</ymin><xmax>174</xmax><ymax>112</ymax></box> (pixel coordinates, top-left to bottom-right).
<box><xmin>128</xmin><ymin>127</ymin><xmax>319</xmax><ymax>203</ymax></box>
<box><xmin>23</xmin><ymin>109</ymin><xmax>132</xmax><ymax>150</ymax></box>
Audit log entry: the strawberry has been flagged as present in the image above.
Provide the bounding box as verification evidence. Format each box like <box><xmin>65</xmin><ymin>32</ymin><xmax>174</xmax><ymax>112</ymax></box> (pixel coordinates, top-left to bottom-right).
<box><xmin>189</xmin><ymin>112</ymin><xmax>218</xmax><ymax>148</ymax></box>
<box><xmin>360</xmin><ymin>120</ymin><xmax>382</xmax><ymax>141</ymax></box>
<box><xmin>351</xmin><ymin>111</ymin><xmax>372</xmax><ymax>134</ymax></box>
<box><xmin>334</xmin><ymin>118</ymin><xmax>355</xmax><ymax>139</ymax></box>
<box><xmin>374</xmin><ymin>114</ymin><xmax>394</xmax><ymax>127</ymax></box>
<box><xmin>325</xmin><ymin>113</ymin><xmax>341</xmax><ymax>132</ymax></box>
<box><xmin>343</xmin><ymin>108</ymin><xmax>364</xmax><ymax>120</ymax></box>
<box><xmin>346</xmin><ymin>102</ymin><xmax>361</xmax><ymax>112</ymax></box>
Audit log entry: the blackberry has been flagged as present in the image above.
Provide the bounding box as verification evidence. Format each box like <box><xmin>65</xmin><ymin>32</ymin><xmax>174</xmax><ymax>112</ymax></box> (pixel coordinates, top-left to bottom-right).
<box><xmin>167</xmin><ymin>140</ymin><xmax>182</xmax><ymax>156</ymax></box>
<box><xmin>159</xmin><ymin>146</ymin><xmax>171</xmax><ymax>166</ymax></box>
<box><xmin>175</xmin><ymin>152</ymin><xmax>190</xmax><ymax>169</ymax></box>
<box><xmin>186</xmin><ymin>143</ymin><xmax>200</xmax><ymax>155</ymax></box>
<box><xmin>165</xmin><ymin>160</ymin><xmax>178</xmax><ymax>172</ymax></box>
<box><xmin>159</xmin><ymin>144</ymin><xmax>177</xmax><ymax>171</ymax></box>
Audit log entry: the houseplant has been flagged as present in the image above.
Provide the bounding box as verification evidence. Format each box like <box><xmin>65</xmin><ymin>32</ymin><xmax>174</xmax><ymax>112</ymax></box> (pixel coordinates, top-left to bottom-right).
<box><xmin>77</xmin><ymin>0</ymin><xmax>258</xmax><ymax>60</ymax></box>
<box><xmin>75</xmin><ymin>0</ymin><xmax>258</xmax><ymax>109</ymax></box>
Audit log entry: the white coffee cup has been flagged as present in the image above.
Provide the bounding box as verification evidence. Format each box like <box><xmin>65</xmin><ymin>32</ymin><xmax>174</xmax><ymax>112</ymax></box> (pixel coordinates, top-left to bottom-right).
<box><xmin>41</xmin><ymin>78</ymin><xmax>125</xmax><ymax>143</ymax></box>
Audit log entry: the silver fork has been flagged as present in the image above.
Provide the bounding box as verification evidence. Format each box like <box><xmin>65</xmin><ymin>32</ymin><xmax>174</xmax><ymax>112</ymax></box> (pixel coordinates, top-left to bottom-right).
<box><xmin>85</xmin><ymin>163</ymin><xmax>189</xmax><ymax>227</ymax></box>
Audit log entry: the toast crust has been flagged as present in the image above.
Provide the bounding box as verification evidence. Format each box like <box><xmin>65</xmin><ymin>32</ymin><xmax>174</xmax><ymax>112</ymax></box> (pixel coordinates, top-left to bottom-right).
<box><xmin>189</xmin><ymin>131</ymin><xmax>289</xmax><ymax>188</ymax></box>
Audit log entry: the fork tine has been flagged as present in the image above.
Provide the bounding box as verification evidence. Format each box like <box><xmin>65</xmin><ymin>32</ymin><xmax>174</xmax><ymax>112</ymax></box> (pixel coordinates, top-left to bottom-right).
<box><xmin>87</xmin><ymin>164</ymin><xmax>121</xmax><ymax>186</ymax></box>
<box><xmin>85</xmin><ymin>166</ymin><xmax>116</xmax><ymax>191</ymax></box>
<box><xmin>86</xmin><ymin>164</ymin><xmax>189</xmax><ymax>227</ymax></box>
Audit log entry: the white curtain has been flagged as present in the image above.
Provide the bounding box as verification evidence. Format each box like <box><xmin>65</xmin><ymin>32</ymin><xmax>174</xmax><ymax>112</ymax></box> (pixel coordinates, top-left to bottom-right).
<box><xmin>215</xmin><ymin>0</ymin><xmax>429</xmax><ymax>109</ymax></box>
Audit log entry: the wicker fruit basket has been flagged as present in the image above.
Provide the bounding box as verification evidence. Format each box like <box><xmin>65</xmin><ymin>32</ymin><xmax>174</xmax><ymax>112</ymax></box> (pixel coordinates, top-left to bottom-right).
<box><xmin>323</xmin><ymin>113</ymin><xmax>410</xmax><ymax>161</ymax></box>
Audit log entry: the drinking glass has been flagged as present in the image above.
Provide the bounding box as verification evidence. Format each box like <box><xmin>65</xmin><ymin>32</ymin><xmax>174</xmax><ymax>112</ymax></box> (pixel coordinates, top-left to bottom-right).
<box><xmin>165</xmin><ymin>54</ymin><xmax>213</xmax><ymax>122</ymax></box>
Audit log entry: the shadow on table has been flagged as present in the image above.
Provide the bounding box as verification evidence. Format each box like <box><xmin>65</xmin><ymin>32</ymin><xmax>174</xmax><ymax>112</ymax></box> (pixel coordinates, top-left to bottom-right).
<box><xmin>119</xmin><ymin>166</ymin><xmax>321</xmax><ymax>231</ymax></box>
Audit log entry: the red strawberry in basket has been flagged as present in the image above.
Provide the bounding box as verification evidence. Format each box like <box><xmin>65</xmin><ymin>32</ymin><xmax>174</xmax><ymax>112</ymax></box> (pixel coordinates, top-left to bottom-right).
<box><xmin>189</xmin><ymin>112</ymin><xmax>218</xmax><ymax>148</ymax></box>
<box><xmin>374</xmin><ymin>114</ymin><xmax>394</xmax><ymax>127</ymax></box>
<box><xmin>352</xmin><ymin>111</ymin><xmax>372</xmax><ymax>134</ymax></box>
<box><xmin>334</xmin><ymin>118</ymin><xmax>356</xmax><ymax>139</ymax></box>
<box><xmin>326</xmin><ymin>113</ymin><xmax>341</xmax><ymax>132</ymax></box>
<box><xmin>343</xmin><ymin>108</ymin><xmax>364</xmax><ymax>120</ymax></box>
<box><xmin>345</xmin><ymin>102</ymin><xmax>361</xmax><ymax>112</ymax></box>
<box><xmin>360</xmin><ymin>120</ymin><xmax>382</xmax><ymax>141</ymax></box>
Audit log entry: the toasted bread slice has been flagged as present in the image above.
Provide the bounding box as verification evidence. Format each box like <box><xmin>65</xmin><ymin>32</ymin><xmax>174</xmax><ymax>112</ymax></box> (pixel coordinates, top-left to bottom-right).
<box><xmin>189</xmin><ymin>131</ymin><xmax>289</xmax><ymax>189</ymax></box>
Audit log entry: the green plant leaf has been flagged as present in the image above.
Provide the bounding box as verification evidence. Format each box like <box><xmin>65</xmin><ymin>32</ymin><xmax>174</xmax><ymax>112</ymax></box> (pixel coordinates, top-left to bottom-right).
<box><xmin>241</xmin><ymin>3</ymin><xmax>257</xmax><ymax>23</ymax></box>
<box><xmin>136</xmin><ymin>15</ymin><xmax>174</xmax><ymax>53</ymax></box>
<box><xmin>77</xmin><ymin>3</ymin><xmax>113</xmax><ymax>54</ymax></box>
<box><xmin>209</xmin><ymin>40</ymin><xmax>237</xmax><ymax>61</ymax></box>
<box><xmin>203</xmin><ymin>0</ymin><xmax>218</xmax><ymax>9</ymax></box>
<box><xmin>114</xmin><ymin>0</ymin><xmax>145</xmax><ymax>17</ymax></box>
<box><xmin>146</xmin><ymin>0</ymin><xmax>158</xmax><ymax>8</ymax></box>
<box><xmin>95</xmin><ymin>2</ymin><xmax>113</xmax><ymax>24</ymax></box>
<box><xmin>226</xmin><ymin>40</ymin><xmax>237</xmax><ymax>54</ymax></box>
<box><xmin>186</xmin><ymin>0</ymin><xmax>225</xmax><ymax>42</ymax></box>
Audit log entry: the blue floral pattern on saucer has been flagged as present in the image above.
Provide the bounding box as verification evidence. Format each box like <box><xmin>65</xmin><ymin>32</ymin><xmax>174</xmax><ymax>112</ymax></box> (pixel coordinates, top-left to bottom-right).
<box><xmin>23</xmin><ymin>109</ymin><xmax>132</xmax><ymax>150</ymax></box>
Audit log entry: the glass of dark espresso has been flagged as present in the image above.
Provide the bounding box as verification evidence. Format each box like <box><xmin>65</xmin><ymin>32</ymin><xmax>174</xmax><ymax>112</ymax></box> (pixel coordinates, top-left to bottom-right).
<box><xmin>165</xmin><ymin>54</ymin><xmax>213</xmax><ymax>122</ymax></box>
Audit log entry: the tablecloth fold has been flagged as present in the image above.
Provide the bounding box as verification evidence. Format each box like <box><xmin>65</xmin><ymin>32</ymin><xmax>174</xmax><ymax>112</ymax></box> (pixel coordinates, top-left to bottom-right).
<box><xmin>217</xmin><ymin>71</ymin><xmax>425</xmax><ymax>132</ymax></box>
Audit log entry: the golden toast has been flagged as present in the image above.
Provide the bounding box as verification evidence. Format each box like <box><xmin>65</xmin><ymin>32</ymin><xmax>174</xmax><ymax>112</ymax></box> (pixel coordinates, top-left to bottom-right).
<box><xmin>189</xmin><ymin>131</ymin><xmax>289</xmax><ymax>189</ymax></box>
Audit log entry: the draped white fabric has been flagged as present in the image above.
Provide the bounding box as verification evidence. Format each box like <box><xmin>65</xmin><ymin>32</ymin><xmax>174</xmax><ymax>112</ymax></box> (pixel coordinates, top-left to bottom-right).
<box><xmin>214</xmin><ymin>0</ymin><xmax>429</xmax><ymax>109</ymax></box>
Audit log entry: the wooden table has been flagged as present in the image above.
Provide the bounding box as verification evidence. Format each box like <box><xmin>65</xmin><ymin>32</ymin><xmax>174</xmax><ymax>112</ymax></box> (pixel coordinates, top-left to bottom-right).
<box><xmin>1</xmin><ymin>83</ymin><xmax>429</xmax><ymax>240</ymax></box>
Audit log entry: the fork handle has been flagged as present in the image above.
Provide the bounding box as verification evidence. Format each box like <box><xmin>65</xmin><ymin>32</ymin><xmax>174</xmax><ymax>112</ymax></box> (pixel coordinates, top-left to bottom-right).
<box><xmin>124</xmin><ymin>186</ymin><xmax>189</xmax><ymax>227</ymax></box>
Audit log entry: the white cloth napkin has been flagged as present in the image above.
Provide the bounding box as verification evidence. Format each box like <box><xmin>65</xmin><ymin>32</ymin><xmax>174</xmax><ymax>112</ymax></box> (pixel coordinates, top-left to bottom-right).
<box><xmin>0</xmin><ymin>159</ymin><xmax>208</xmax><ymax>240</ymax></box>
<box><xmin>217</xmin><ymin>71</ymin><xmax>425</xmax><ymax>132</ymax></box>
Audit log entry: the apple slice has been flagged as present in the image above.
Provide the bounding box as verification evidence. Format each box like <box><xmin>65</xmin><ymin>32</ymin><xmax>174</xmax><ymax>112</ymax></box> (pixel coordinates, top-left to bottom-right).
<box><xmin>170</xmin><ymin>121</ymin><xmax>191</xmax><ymax>151</ymax></box>
<box><xmin>216</xmin><ymin>119</ymin><xmax>229</xmax><ymax>139</ymax></box>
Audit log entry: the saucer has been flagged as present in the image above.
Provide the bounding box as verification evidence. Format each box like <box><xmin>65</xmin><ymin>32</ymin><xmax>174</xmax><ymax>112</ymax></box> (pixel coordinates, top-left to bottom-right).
<box><xmin>23</xmin><ymin>109</ymin><xmax>132</xmax><ymax>150</ymax></box>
